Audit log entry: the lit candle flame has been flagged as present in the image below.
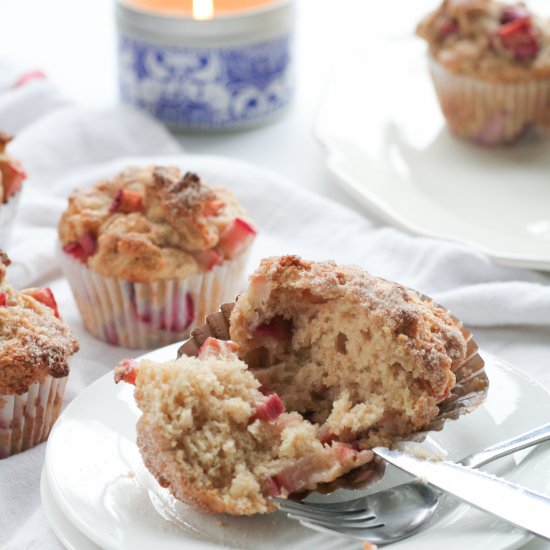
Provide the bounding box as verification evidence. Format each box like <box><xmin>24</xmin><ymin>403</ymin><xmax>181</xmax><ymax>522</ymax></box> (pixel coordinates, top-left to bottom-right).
<box><xmin>193</xmin><ymin>0</ymin><xmax>214</xmax><ymax>20</ymax></box>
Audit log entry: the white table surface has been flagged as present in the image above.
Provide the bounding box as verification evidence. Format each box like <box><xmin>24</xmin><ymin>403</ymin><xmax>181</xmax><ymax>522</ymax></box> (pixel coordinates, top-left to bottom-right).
<box><xmin>1</xmin><ymin>0</ymin><xmax>549</xmax><ymax>549</ymax></box>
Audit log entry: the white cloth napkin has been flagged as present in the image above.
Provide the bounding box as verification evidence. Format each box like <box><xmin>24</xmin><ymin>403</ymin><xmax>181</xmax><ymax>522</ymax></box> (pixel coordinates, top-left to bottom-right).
<box><xmin>1</xmin><ymin>67</ymin><xmax>550</xmax><ymax>550</ymax></box>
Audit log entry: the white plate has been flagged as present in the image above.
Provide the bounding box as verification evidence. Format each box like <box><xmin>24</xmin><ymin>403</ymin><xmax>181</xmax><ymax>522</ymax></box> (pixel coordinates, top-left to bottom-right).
<box><xmin>41</xmin><ymin>470</ymin><xmax>101</xmax><ymax>550</ymax></box>
<box><xmin>316</xmin><ymin>36</ymin><xmax>550</xmax><ymax>271</ymax></box>
<box><xmin>43</xmin><ymin>345</ymin><xmax>550</xmax><ymax>550</ymax></box>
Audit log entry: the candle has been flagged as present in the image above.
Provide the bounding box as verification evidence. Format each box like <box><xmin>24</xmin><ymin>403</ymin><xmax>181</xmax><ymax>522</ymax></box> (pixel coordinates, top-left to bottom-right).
<box><xmin>121</xmin><ymin>0</ymin><xmax>275</xmax><ymax>17</ymax></box>
<box><xmin>115</xmin><ymin>0</ymin><xmax>295</xmax><ymax>130</ymax></box>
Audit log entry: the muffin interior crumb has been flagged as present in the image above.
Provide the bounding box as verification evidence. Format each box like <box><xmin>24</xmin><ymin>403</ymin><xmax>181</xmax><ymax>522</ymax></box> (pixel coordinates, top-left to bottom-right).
<box><xmin>229</xmin><ymin>256</ymin><xmax>466</xmax><ymax>448</ymax></box>
<box><xmin>134</xmin><ymin>354</ymin><xmax>373</xmax><ymax>515</ymax></box>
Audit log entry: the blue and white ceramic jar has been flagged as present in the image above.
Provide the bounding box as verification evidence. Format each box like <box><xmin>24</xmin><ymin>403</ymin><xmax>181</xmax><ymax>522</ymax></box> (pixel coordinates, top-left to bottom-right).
<box><xmin>115</xmin><ymin>0</ymin><xmax>295</xmax><ymax>130</ymax></box>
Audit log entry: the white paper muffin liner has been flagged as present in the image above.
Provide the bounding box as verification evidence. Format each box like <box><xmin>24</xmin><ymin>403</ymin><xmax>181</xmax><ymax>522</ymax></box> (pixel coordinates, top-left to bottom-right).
<box><xmin>0</xmin><ymin>374</ymin><xmax>67</xmax><ymax>459</ymax></box>
<box><xmin>59</xmin><ymin>248</ymin><xmax>250</xmax><ymax>349</ymax></box>
<box><xmin>0</xmin><ymin>190</ymin><xmax>22</xmax><ymax>249</ymax></box>
<box><xmin>429</xmin><ymin>57</ymin><xmax>550</xmax><ymax>145</ymax></box>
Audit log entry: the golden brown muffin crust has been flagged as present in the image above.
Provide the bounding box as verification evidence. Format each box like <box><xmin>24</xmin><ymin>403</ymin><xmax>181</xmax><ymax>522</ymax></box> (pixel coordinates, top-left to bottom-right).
<box><xmin>147</xmin><ymin>168</ymin><xmax>220</xmax><ymax>250</ymax></box>
<box><xmin>417</xmin><ymin>0</ymin><xmax>550</xmax><ymax>81</ymax></box>
<box><xmin>239</xmin><ymin>255</ymin><xmax>466</xmax><ymax>371</ymax></box>
<box><xmin>58</xmin><ymin>166</ymin><xmax>251</xmax><ymax>282</ymax></box>
<box><xmin>0</xmin><ymin>252</ymin><xmax>79</xmax><ymax>395</ymax></box>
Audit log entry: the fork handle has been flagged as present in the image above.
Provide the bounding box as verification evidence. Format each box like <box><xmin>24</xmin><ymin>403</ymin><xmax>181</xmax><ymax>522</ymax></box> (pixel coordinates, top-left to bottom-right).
<box><xmin>459</xmin><ymin>421</ymin><xmax>550</xmax><ymax>469</ymax></box>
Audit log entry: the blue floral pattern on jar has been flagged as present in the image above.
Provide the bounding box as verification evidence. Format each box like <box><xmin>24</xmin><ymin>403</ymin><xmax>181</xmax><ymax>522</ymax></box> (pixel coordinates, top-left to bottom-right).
<box><xmin>118</xmin><ymin>34</ymin><xmax>294</xmax><ymax>129</ymax></box>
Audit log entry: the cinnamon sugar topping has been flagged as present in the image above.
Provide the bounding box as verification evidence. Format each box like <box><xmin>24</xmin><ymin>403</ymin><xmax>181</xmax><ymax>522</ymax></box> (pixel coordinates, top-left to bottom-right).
<box><xmin>152</xmin><ymin>169</ymin><xmax>217</xmax><ymax>214</ymax></box>
<box><xmin>58</xmin><ymin>166</ymin><xmax>252</xmax><ymax>282</ymax></box>
<box><xmin>148</xmin><ymin>168</ymin><xmax>220</xmax><ymax>250</ymax></box>
<box><xmin>0</xmin><ymin>251</ymin><xmax>79</xmax><ymax>394</ymax></box>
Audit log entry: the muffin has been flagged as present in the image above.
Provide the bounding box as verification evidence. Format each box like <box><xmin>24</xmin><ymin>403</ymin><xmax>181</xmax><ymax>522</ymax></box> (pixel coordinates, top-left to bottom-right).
<box><xmin>116</xmin><ymin>256</ymin><xmax>478</xmax><ymax>515</ymax></box>
<box><xmin>58</xmin><ymin>166</ymin><xmax>256</xmax><ymax>348</ymax></box>
<box><xmin>417</xmin><ymin>0</ymin><xmax>550</xmax><ymax>145</ymax></box>
<box><xmin>0</xmin><ymin>251</ymin><xmax>79</xmax><ymax>458</ymax></box>
<box><xmin>115</xmin><ymin>338</ymin><xmax>374</xmax><ymax>515</ymax></box>
<box><xmin>0</xmin><ymin>132</ymin><xmax>26</xmax><ymax>248</ymax></box>
<box><xmin>229</xmin><ymin>256</ymin><xmax>467</xmax><ymax>448</ymax></box>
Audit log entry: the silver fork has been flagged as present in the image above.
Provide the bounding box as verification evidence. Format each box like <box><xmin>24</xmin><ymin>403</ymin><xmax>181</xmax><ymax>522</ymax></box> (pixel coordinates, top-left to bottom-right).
<box><xmin>273</xmin><ymin>421</ymin><xmax>550</xmax><ymax>544</ymax></box>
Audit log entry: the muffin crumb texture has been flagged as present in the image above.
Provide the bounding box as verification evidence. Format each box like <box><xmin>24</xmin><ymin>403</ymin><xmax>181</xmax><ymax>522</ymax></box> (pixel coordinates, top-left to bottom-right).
<box><xmin>230</xmin><ymin>256</ymin><xmax>467</xmax><ymax>448</ymax></box>
<box><xmin>129</xmin><ymin>349</ymin><xmax>373</xmax><ymax>515</ymax></box>
<box><xmin>0</xmin><ymin>251</ymin><xmax>79</xmax><ymax>394</ymax></box>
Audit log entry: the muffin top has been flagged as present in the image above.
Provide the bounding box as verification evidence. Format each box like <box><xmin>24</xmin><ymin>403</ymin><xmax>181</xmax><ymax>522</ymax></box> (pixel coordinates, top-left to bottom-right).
<box><xmin>0</xmin><ymin>251</ymin><xmax>79</xmax><ymax>395</ymax></box>
<box><xmin>0</xmin><ymin>132</ymin><xmax>26</xmax><ymax>204</ymax></box>
<box><xmin>58</xmin><ymin>166</ymin><xmax>256</xmax><ymax>283</ymax></box>
<box><xmin>417</xmin><ymin>0</ymin><xmax>550</xmax><ymax>81</ymax></box>
<box><xmin>233</xmin><ymin>255</ymin><xmax>466</xmax><ymax>372</ymax></box>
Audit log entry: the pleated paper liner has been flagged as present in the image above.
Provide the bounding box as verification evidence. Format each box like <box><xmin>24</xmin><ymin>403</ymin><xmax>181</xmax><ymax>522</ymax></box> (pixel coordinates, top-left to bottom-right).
<box><xmin>0</xmin><ymin>374</ymin><xmax>68</xmax><ymax>459</ymax></box>
<box><xmin>428</xmin><ymin>57</ymin><xmax>550</xmax><ymax>145</ymax></box>
<box><xmin>59</xmin><ymin>247</ymin><xmax>250</xmax><ymax>349</ymax></box>
<box><xmin>177</xmin><ymin>299</ymin><xmax>488</xmax><ymax>492</ymax></box>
